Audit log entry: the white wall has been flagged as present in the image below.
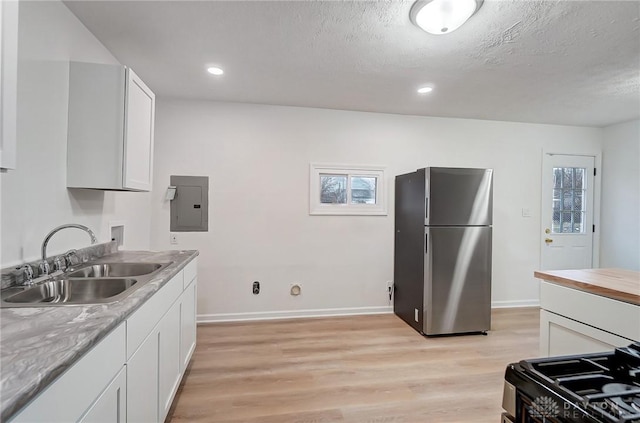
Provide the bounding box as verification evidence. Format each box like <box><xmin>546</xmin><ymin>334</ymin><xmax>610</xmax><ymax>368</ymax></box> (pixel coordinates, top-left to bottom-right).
<box><xmin>150</xmin><ymin>99</ymin><xmax>602</xmax><ymax>321</ymax></box>
<box><xmin>601</xmin><ymin>119</ymin><xmax>640</xmax><ymax>270</ymax></box>
<box><xmin>0</xmin><ymin>1</ymin><xmax>151</xmax><ymax>267</ymax></box>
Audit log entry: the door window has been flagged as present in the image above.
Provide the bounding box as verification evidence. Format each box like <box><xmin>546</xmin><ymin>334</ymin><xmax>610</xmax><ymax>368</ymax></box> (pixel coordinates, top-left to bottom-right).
<box><xmin>552</xmin><ymin>167</ymin><xmax>586</xmax><ymax>233</ymax></box>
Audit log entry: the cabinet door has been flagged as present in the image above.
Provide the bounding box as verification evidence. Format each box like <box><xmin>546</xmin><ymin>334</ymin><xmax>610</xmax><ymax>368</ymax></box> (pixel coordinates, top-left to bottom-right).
<box><xmin>181</xmin><ymin>278</ymin><xmax>197</xmax><ymax>371</ymax></box>
<box><xmin>127</xmin><ymin>329</ymin><xmax>160</xmax><ymax>423</ymax></box>
<box><xmin>540</xmin><ymin>309</ymin><xmax>632</xmax><ymax>357</ymax></box>
<box><xmin>0</xmin><ymin>0</ymin><xmax>19</xmax><ymax>170</ymax></box>
<box><xmin>11</xmin><ymin>324</ymin><xmax>126</xmax><ymax>423</ymax></box>
<box><xmin>79</xmin><ymin>367</ymin><xmax>126</xmax><ymax>423</ymax></box>
<box><xmin>123</xmin><ymin>68</ymin><xmax>155</xmax><ymax>191</ymax></box>
<box><xmin>159</xmin><ymin>299</ymin><xmax>182</xmax><ymax>422</ymax></box>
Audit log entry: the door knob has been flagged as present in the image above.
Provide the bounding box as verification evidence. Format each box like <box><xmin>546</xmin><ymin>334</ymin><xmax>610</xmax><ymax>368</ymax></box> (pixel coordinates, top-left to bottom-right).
<box><xmin>545</xmin><ymin>238</ymin><xmax>553</xmax><ymax>244</ymax></box>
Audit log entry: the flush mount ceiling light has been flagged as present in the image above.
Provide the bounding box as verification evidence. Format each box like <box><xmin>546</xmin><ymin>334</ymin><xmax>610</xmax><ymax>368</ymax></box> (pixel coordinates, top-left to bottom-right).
<box><xmin>206</xmin><ymin>66</ymin><xmax>224</xmax><ymax>76</ymax></box>
<box><xmin>410</xmin><ymin>0</ymin><xmax>483</xmax><ymax>35</ymax></box>
<box><xmin>417</xmin><ymin>86</ymin><xmax>433</xmax><ymax>94</ymax></box>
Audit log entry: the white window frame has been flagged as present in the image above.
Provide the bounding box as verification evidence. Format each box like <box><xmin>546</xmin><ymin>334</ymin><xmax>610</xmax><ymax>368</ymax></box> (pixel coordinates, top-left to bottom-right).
<box><xmin>309</xmin><ymin>163</ymin><xmax>387</xmax><ymax>216</ymax></box>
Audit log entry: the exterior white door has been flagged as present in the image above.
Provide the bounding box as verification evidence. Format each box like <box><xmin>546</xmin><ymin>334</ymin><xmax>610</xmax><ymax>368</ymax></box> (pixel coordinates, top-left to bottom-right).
<box><xmin>541</xmin><ymin>154</ymin><xmax>595</xmax><ymax>270</ymax></box>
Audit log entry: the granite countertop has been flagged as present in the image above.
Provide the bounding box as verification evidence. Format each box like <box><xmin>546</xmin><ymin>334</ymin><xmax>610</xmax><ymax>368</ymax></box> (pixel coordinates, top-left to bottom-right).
<box><xmin>534</xmin><ymin>268</ymin><xmax>640</xmax><ymax>306</ymax></box>
<box><xmin>0</xmin><ymin>249</ymin><xmax>199</xmax><ymax>421</ymax></box>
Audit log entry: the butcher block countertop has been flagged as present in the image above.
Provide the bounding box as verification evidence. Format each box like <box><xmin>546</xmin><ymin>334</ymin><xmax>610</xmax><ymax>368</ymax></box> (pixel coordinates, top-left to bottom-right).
<box><xmin>534</xmin><ymin>268</ymin><xmax>640</xmax><ymax>306</ymax></box>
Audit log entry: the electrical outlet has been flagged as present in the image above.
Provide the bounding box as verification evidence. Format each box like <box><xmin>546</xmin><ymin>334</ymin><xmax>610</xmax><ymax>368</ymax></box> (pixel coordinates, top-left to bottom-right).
<box><xmin>387</xmin><ymin>281</ymin><xmax>393</xmax><ymax>301</ymax></box>
<box><xmin>109</xmin><ymin>221</ymin><xmax>125</xmax><ymax>248</ymax></box>
<box><xmin>170</xmin><ymin>233</ymin><xmax>178</xmax><ymax>245</ymax></box>
<box><xmin>253</xmin><ymin>281</ymin><xmax>260</xmax><ymax>295</ymax></box>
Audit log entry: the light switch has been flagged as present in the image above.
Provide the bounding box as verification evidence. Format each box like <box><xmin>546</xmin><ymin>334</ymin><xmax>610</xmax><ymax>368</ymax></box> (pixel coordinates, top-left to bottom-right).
<box><xmin>522</xmin><ymin>208</ymin><xmax>532</xmax><ymax>218</ymax></box>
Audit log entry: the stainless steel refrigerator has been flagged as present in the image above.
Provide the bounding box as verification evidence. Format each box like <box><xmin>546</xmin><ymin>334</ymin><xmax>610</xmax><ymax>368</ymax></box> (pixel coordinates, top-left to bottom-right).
<box><xmin>393</xmin><ymin>167</ymin><xmax>493</xmax><ymax>336</ymax></box>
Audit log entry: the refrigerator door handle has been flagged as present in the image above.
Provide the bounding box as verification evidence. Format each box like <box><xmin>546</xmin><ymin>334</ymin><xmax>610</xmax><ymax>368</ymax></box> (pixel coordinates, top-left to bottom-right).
<box><xmin>425</xmin><ymin>197</ymin><xmax>429</xmax><ymax>220</ymax></box>
<box><xmin>425</xmin><ymin>233</ymin><xmax>428</xmax><ymax>253</ymax></box>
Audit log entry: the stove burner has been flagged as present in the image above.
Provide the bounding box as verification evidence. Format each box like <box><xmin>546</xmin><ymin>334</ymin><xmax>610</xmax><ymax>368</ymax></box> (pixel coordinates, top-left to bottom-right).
<box><xmin>603</xmin><ymin>383</ymin><xmax>639</xmax><ymax>394</ymax></box>
<box><xmin>600</xmin><ymin>383</ymin><xmax>640</xmax><ymax>417</ymax></box>
<box><xmin>506</xmin><ymin>344</ymin><xmax>640</xmax><ymax>422</ymax></box>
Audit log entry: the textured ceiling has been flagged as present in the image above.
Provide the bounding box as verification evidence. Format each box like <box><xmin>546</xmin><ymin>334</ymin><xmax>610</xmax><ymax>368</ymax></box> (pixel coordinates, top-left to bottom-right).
<box><xmin>64</xmin><ymin>0</ymin><xmax>640</xmax><ymax>127</ymax></box>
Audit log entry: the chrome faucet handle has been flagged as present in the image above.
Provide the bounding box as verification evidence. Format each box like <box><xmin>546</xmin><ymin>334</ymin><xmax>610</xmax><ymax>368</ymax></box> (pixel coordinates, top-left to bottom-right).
<box><xmin>38</xmin><ymin>260</ymin><xmax>50</xmax><ymax>276</ymax></box>
<box><xmin>17</xmin><ymin>265</ymin><xmax>34</xmax><ymax>286</ymax></box>
<box><xmin>64</xmin><ymin>249</ymin><xmax>78</xmax><ymax>267</ymax></box>
<box><xmin>53</xmin><ymin>256</ymin><xmax>66</xmax><ymax>272</ymax></box>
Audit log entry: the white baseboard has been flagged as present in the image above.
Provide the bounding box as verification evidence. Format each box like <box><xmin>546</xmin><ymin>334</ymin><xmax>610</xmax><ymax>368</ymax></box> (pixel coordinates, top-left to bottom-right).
<box><xmin>491</xmin><ymin>299</ymin><xmax>540</xmax><ymax>308</ymax></box>
<box><xmin>198</xmin><ymin>302</ymin><xmax>540</xmax><ymax>323</ymax></box>
<box><xmin>197</xmin><ymin>306</ymin><xmax>393</xmax><ymax>323</ymax></box>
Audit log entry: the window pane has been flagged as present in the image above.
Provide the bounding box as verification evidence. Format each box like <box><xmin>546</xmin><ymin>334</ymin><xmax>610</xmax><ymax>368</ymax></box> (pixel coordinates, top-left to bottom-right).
<box><xmin>572</xmin><ymin>190</ymin><xmax>583</xmax><ymax>211</ymax></box>
<box><xmin>561</xmin><ymin>212</ymin><xmax>572</xmax><ymax>233</ymax></box>
<box><xmin>553</xmin><ymin>168</ymin><xmax>562</xmax><ymax>189</ymax></box>
<box><xmin>574</xmin><ymin>168</ymin><xmax>584</xmax><ymax>189</ymax></box>
<box><xmin>351</xmin><ymin>176</ymin><xmax>376</xmax><ymax>204</ymax></box>
<box><xmin>563</xmin><ymin>168</ymin><xmax>573</xmax><ymax>188</ymax></box>
<box><xmin>552</xmin><ymin>211</ymin><xmax>561</xmax><ymax>232</ymax></box>
<box><xmin>562</xmin><ymin>190</ymin><xmax>572</xmax><ymax>210</ymax></box>
<box><xmin>573</xmin><ymin>212</ymin><xmax>584</xmax><ymax>233</ymax></box>
<box><xmin>320</xmin><ymin>175</ymin><xmax>347</xmax><ymax>204</ymax></box>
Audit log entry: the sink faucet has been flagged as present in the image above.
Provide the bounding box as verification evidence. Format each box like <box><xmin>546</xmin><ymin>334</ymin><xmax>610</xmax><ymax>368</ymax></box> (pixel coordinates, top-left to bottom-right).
<box><xmin>40</xmin><ymin>224</ymin><xmax>97</xmax><ymax>275</ymax></box>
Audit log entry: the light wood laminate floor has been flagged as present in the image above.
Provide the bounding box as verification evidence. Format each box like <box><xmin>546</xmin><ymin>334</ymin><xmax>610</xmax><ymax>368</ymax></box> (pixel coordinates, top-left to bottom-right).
<box><xmin>168</xmin><ymin>308</ymin><xmax>539</xmax><ymax>423</ymax></box>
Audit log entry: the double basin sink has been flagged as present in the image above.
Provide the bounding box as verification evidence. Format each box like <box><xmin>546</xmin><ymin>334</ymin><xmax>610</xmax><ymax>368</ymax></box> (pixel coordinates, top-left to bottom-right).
<box><xmin>1</xmin><ymin>262</ymin><xmax>170</xmax><ymax>307</ymax></box>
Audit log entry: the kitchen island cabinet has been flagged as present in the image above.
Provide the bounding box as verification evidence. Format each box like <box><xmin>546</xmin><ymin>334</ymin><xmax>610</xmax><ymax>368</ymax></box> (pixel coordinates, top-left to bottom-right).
<box><xmin>534</xmin><ymin>268</ymin><xmax>640</xmax><ymax>356</ymax></box>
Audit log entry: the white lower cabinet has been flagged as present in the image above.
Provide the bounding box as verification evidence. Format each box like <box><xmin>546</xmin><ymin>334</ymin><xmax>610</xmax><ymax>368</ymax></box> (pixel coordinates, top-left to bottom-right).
<box><xmin>11</xmin><ymin>324</ymin><xmax>126</xmax><ymax>423</ymax></box>
<box><xmin>159</xmin><ymin>299</ymin><xmax>182</xmax><ymax>422</ymax></box>
<box><xmin>126</xmin><ymin>257</ymin><xmax>198</xmax><ymax>423</ymax></box>
<box><xmin>10</xmin><ymin>258</ymin><xmax>198</xmax><ymax>423</ymax></box>
<box><xmin>127</xmin><ymin>329</ymin><xmax>159</xmax><ymax>423</ymax></box>
<box><xmin>539</xmin><ymin>281</ymin><xmax>639</xmax><ymax>356</ymax></box>
<box><xmin>79</xmin><ymin>366</ymin><xmax>127</xmax><ymax>423</ymax></box>
<box><xmin>540</xmin><ymin>309</ymin><xmax>632</xmax><ymax>356</ymax></box>
<box><xmin>181</xmin><ymin>278</ymin><xmax>197</xmax><ymax>370</ymax></box>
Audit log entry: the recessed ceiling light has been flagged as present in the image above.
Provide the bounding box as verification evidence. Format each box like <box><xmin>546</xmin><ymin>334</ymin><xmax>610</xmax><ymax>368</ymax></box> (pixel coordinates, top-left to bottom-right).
<box><xmin>417</xmin><ymin>86</ymin><xmax>433</xmax><ymax>94</ymax></box>
<box><xmin>207</xmin><ymin>66</ymin><xmax>224</xmax><ymax>76</ymax></box>
<box><xmin>410</xmin><ymin>0</ymin><xmax>483</xmax><ymax>35</ymax></box>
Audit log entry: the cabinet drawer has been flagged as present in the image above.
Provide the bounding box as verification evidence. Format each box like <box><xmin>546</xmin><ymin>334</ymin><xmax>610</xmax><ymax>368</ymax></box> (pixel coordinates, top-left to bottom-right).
<box><xmin>540</xmin><ymin>281</ymin><xmax>640</xmax><ymax>341</ymax></box>
<box><xmin>127</xmin><ymin>272</ymin><xmax>183</xmax><ymax>359</ymax></box>
<box><xmin>183</xmin><ymin>257</ymin><xmax>197</xmax><ymax>290</ymax></box>
<box><xmin>11</xmin><ymin>323</ymin><xmax>126</xmax><ymax>423</ymax></box>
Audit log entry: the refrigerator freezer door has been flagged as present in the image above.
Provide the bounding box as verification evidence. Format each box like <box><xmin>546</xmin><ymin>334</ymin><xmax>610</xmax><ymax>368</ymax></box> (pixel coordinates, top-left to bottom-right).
<box><xmin>423</xmin><ymin>226</ymin><xmax>492</xmax><ymax>335</ymax></box>
<box><xmin>425</xmin><ymin>168</ymin><xmax>493</xmax><ymax>226</ymax></box>
<box><xmin>393</xmin><ymin>171</ymin><xmax>426</xmax><ymax>332</ymax></box>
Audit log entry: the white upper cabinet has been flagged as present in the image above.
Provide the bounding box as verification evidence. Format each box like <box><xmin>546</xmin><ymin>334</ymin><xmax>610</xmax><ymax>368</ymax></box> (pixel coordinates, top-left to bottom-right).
<box><xmin>67</xmin><ymin>61</ymin><xmax>155</xmax><ymax>191</ymax></box>
<box><xmin>124</xmin><ymin>69</ymin><xmax>155</xmax><ymax>190</ymax></box>
<box><xmin>0</xmin><ymin>0</ymin><xmax>19</xmax><ymax>171</ymax></box>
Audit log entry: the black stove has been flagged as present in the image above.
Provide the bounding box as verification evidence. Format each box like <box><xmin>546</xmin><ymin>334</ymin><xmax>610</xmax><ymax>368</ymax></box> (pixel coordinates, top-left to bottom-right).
<box><xmin>502</xmin><ymin>343</ymin><xmax>640</xmax><ymax>422</ymax></box>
